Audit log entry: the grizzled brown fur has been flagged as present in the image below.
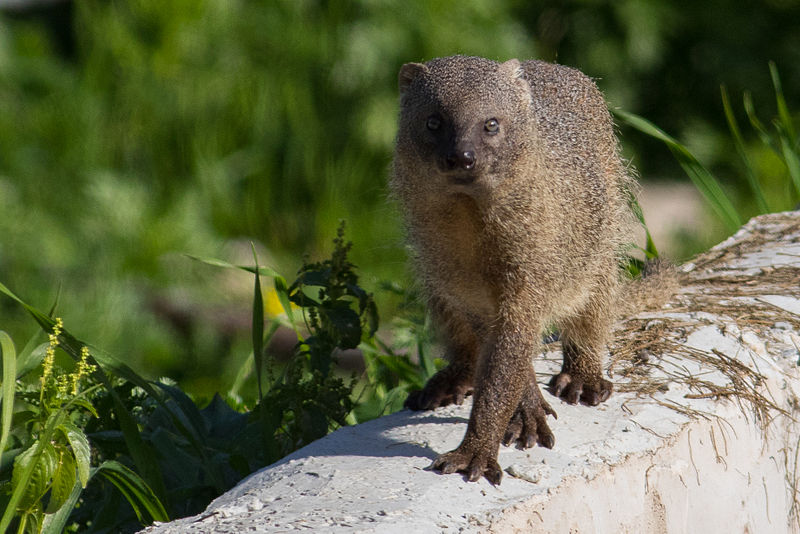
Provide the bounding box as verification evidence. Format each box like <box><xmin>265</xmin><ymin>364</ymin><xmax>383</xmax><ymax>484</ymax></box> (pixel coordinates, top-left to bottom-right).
<box><xmin>391</xmin><ymin>56</ymin><xmax>635</xmax><ymax>484</ymax></box>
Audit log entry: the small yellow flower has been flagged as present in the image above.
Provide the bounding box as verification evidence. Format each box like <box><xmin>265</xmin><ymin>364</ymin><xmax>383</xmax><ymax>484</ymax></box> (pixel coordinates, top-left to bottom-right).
<box><xmin>40</xmin><ymin>317</ymin><xmax>63</xmax><ymax>397</ymax></box>
<box><xmin>52</xmin><ymin>317</ymin><xmax>63</xmax><ymax>337</ymax></box>
<box><xmin>71</xmin><ymin>346</ymin><xmax>96</xmax><ymax>395</ymax></box>
<box><xmin>56</xmin><ymin>374</ymin><xmax>69</xmax><ymax>397</ymax></box>
<box><xmin>41</xmin><ymin>346</ymin><xmax>55</xmax><ymax>389</ymax></box>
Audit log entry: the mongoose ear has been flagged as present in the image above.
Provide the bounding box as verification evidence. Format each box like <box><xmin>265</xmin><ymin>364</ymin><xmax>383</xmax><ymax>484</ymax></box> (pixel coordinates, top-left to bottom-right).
<box><xmin>399</xmin><ymin>62</ymin><xmax>428</xmax><ymax>94</ymax></box>
<box><xmin>498</xmin><ymin>59</ymin><xmax>523</xmax><ymax>80</ymax></box>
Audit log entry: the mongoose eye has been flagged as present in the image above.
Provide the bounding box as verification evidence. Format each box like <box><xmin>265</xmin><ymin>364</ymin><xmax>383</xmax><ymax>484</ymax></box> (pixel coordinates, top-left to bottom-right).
<box><xmin>484</xmin><ymin>118</ymin><xmax>499</xmax><ymax>134</ymax></box>
<box><xmin>426</xmin><ymin>115</ymin><xmax>442</xmax><ymax>131</ymax></box>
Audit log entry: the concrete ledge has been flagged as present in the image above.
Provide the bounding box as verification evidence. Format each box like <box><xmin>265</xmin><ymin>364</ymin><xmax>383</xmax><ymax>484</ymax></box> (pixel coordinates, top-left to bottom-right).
<box><xmin>144</xmin><ymin>212</ymin><xmax>800</xmax><ymax>533</ymax></box>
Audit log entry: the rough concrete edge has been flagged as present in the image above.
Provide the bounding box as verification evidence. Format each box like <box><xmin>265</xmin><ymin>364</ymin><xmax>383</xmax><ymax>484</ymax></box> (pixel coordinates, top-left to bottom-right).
<box><xmin>141</xmin><ymin>211</ymin><xmax>800</xmax><ymax>534</ymax></box>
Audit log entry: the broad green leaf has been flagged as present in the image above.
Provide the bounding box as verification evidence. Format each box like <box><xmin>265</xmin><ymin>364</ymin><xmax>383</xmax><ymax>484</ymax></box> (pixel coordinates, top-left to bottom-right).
<box><xmin>200</xmin><ymin>394</ymin><xmax>248</xmax><ymax>439</ymax></box>
<box><xmin>66</xmin><ymin>396</ymin><xmax>100</xmax><ymax>419</ymax></box>
<box><xmin>96</xmin><ymin>460</ymin><xmax>169</xmax><ymax>523</ymax></box>
<box><xmin>294</xmin><ymin>268</ymin><xmax>332</xmax><ymax>289</ymax></box>
<box><xmin>12</xmin><ymin>440</ymin><xmax>59</xmax><ymax>513</ymax></box>
<box><xmin>15</xmin><ymin>334</ymin><xmax>44</xmax><ymax>380</ymax></box>
<box><xmin>288</xmin><ymin>289</ymin><xmax>321</xmax><ymax>308</ymax></box>
<box><xmin>45</xmin><ymin>446</ymin><xmax>76</xmax><ymax>514</ymax></box>
<box><xmin>41</xmin><ymin>478</ymin><xmax>82</xmax><ymax>534</ymax></box>
<box><xmin>323</xmin><ymin>306</ymin><xmax>362</xmax><ymax>350</ymax></box>
<box><xmin>58</xmin><ymin>422</ymin><xmax>91</xmax><ymax>487</ymax></box>
<box><xmin>0</xmin><ymin>331</ymin><xmax>16</xmax><ymax>461</ymax></box>
<box><xmin>152</xmin><ymin>382</ymin><xmax>226</xmax><ymax>492</ymax></box>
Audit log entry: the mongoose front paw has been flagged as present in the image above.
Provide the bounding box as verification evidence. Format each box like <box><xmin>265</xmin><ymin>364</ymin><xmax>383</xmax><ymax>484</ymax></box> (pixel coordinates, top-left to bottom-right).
<box><xmin>503</xmin><ymin>395</ymin><xmax>557</xmax><ymax>449</ymax></box>
<box><xmin>548</xmin><ymin>373</ymin><xmax>612</xmax><ymax>406</ymax></box>
<box><xmin>430</xmin><ymin>446</ymin><xmax>503</xmax><ymax>485</ymax></box>
<box><xmin>404</xmin><ymin>372</ymin><xmax>473</xmax><ymax>411</ymax></box>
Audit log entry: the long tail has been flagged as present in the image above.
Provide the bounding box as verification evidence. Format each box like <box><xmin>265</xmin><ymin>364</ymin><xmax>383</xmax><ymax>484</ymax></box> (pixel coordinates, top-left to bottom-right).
<box><xmin>619</xmin><ymin>259</ymin><xmax>680</xmax><ymax>317</ymax></box>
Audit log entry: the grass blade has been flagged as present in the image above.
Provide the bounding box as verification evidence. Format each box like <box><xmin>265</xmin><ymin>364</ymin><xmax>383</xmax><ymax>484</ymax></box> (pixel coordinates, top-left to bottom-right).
<box><xmin>228</xmin><ymin>319</ymin><xmax>280</xmax><ymax>400</ymax></box>
<box><xmin>251</xmin><ymin>244</ymin><xmax>265</xmax><ymax>401</ymax></box>
<box><xmin>0</xmin><ymin>332</ymin><xmax>16</xmax><ymax>462</ymax></box>
<box><xmin>184</xmin><ymin>253</ymin><xmax>282</xmax><ymax>278</ymax></box>
<box><xmin>95</xmin><ymin>460</ymin><xmax>169</xmax><ymax>523</ymax></box>
<box><xmin>770</xmin><ymin>61</ymin><xmax>796</xmax><ymax>145</ymax></box>
<box><xmin>273</xmin><ymin>275</ymin><xmax>297</xmax><ymax>332</ymax></box>
<box><xmin>779</xmin><ymin>131</ymin><xmax>800</xmax><ymax>197</ymax></box>
<box><xmin>721</xmin><ymin>85</ymin><xmax>770</xmax><ymax>213</ymax></box>
<box><xmin>615</xmin><ymin>109</ymin><xmax>741</xmax><ymax>233</ymax></box>
<box><xmin>629</xmin><ymin>195</ymin><xmax>660</xmax><ymax>259</ymax></box>
<box><xmin>743</xmin><ymin>92</ymin><xmax>781</xmax><ymax>155</ymax></box>
<box><xmin>16</xmin><ymin>336</ymin><xmax>45</xmax><ymax>380</ymax></box>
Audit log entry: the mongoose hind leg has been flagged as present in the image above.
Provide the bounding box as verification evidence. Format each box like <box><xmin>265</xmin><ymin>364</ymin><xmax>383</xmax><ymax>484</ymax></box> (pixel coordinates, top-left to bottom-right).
<box><xmin>548</xmin><ymin>341</ymin><xmax>613</xmax><ymax>405</ymax></box>
<box><xmin>503</xmin><ymin>380</ymin><xmax>557</xmax><ymax>449</ymax></box>
<box><xmin>549</xmin><ymin>305</ymin><xmax>614</xmax><ymax>406</ymax></box>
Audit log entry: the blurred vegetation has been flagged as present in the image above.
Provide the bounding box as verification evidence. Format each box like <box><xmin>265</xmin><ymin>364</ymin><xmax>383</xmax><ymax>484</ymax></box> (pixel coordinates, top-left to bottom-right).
<box><xmin>0</xmin><ymin>0</ymin><xmax>798</xmax><ymax>397</ymax></box>
<box><xmin>1</xmin><ymin>227</ymin><xmax>437</xmax><ymax>532</ymax></box>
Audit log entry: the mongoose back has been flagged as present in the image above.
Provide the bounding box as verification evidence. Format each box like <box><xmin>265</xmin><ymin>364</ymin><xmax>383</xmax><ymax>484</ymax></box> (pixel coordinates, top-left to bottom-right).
<box><xmin>391</xmin><ymin>56</ymin><xmax>633</xmax><ymax>484</ymax></box>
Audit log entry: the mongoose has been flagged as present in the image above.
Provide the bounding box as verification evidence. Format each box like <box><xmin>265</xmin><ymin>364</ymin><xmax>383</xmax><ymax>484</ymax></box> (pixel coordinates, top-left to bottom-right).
<box><xmin>391</xmin><ymin>55</ymin><xmax>634</xmax><ymax>484</ymax></box>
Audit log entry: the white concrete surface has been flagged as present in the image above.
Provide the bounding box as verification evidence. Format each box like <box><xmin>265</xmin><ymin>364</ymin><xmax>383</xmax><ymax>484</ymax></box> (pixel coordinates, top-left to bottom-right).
<box><xmin>143</xmin><ymin>211</ymin><xmax>800</xmax><ymax>533</ymax></box>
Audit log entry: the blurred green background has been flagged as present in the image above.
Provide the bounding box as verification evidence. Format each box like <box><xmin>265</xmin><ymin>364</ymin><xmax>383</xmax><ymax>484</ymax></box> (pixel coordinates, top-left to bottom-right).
<box><xmin>1</xmin><ymin>0</ymin><xmax>798</xmax><ymax>397</ymax></box>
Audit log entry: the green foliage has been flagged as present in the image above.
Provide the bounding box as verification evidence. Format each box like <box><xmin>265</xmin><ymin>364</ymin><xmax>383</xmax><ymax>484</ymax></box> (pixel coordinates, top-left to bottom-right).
<box><xmin>617</xmin><ymin>62</ymin><xmax>799</xmax><ymax>232</ymax></box>
<box><xmin>289</xmin><ymin>222</ymin><xmax>379</xmax><ymax>374</ymax></box>
<box><xmin>740</xmin><ymin>63</ymin><xmax>800</xmax><ymax>204</ymax></box>
<box><xmin>616</xmin><ymin>109</ymin><xmax>742</xmax><ymax>233</ymax></box>
<box><xmin>1</xmin><ymin>0</ymin><xmax>798</xmax><ymax>398</ymax></box>
<box><xmin>352</xmin><ymin>282</ymin><xmax>441</xmax><ymax>423</ymax></box>
<box><xmin>623</xmin><ymin>195</ymin><xmax>662</xmax><ymax>278</ymax></box>
<box><xmin>0</xmin><ymin>224</ymin><xmax>439</xmax><ymax>531</ymax></box>
<box><xmin>0</xmin><ymin>323</ymin><xmax>167</xmax><ymax>534</ymax></box>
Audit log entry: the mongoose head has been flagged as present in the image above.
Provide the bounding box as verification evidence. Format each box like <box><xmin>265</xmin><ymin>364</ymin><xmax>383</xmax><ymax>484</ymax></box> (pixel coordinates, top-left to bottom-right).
<box><xmin>393</xmin><ymin>56</ymin><xmax>534</xmax><ymax>200</ymax></box>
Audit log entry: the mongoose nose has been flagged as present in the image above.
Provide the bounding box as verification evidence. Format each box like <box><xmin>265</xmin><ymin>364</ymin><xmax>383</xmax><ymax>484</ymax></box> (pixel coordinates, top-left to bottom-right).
<box><xmin>445</xmin><ymin>150</ymin><xmax>476</xmax><ymax>171</ymax></box>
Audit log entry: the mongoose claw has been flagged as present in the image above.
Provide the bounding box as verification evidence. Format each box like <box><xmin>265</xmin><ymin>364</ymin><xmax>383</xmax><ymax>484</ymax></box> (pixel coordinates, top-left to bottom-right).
<box><xmin>429</xmin><ymin>447</ymin><xmax>503</xmax><ymax>485</ymax></box>
<box><xmin>404</xmin><ymin>366</ymin><xmax>474</xmax><ymax>411</ymax></box>
<box><xmin>502</xmin><ymin>391</ymin><xmax>557</xmax><ymax>449</ymax></box>
<box><xmin>548</xmin><ymin>372</ymin><xmax>613</xmax><ymax>406</ymax></box>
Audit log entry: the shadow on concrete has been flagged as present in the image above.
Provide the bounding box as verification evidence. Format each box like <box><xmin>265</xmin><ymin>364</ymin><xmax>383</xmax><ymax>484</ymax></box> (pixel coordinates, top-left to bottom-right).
<box><xmin>269</xmin><ymin>409</ymin><xmax>471</xmax><ymax>465</ymax></box>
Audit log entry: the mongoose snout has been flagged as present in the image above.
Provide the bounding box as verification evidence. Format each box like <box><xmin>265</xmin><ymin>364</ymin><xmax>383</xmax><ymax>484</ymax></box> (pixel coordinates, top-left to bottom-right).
<box><xmin>444</xmin><ymin>149</ymin><xmax>476</xmax><ymax>172</ymax></box>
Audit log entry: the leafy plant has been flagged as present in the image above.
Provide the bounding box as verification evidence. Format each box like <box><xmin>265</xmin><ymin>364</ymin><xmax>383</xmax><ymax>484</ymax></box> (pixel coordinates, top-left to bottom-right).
<box><xmin>0</xmin><ymin>224</ymin><xmax>439</xmax><ymax>531</ymax></box>
<box><xmin>0</xmin><ymin>321</ymin><xmax>167</xmax><ymax>534</ymax></box>
<box><xmin>350</xmin><ymin>281</ymin><xmax>441</xmax><ymax>423</ymax></box>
